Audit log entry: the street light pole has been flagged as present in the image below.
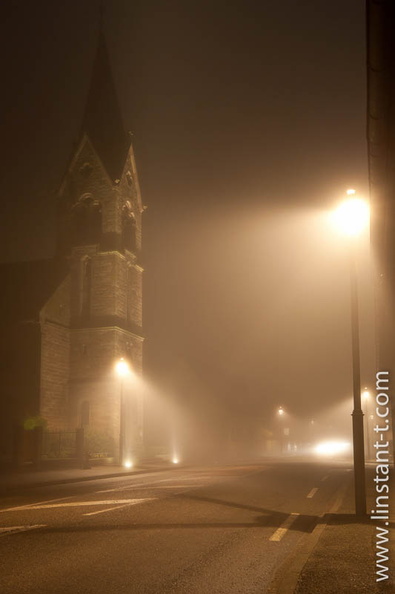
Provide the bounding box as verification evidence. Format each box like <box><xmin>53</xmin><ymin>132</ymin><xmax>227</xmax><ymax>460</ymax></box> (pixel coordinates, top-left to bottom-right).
<box><xmin>115</xmin><ymin>357</ymin><xmax>130</xmax><ymax>467</ymax></box>
<box><xmin>362</xmin><ymin>389</ymin><xmax>372</xmax><ymax>461</ymax></box>
<box><xmin>333</xmin><ymin>190</ymin><xmax>369</xmax><ymax>516</ymax></box>
<box><xmin>277</xmin><ymin>406</ymin><xmax>285</xmax><ymax>454</ymax></box>
<box><xmin>349</xmin><ymin>246</ymin><xmax>366</xmax><ymax>516</ymax></box>
<box><xmin>119</xmin><ymin>377</ymin><xmax>124</xmax><ymax>466</ymax></box>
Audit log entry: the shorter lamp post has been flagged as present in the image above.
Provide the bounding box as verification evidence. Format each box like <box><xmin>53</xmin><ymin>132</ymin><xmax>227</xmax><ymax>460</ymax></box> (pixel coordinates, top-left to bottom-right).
<box><xmin>333</xmin><ymin>189</ymin><xmax>369</xmax><ymax>516</ymax></box>
<box><xmin>115</xmin><ymin>358</ymin><xmax>130</xmax><ymax>466</ymax></box>
<box><xmin>277</xmin><ymin>406</ymin><xmax>286</xmax><ymax>453</ymax></box>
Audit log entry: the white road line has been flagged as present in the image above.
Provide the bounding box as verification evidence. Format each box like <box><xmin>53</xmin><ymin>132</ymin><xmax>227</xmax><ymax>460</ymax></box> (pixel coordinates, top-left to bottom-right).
<box><xmin>269</xmin><ymin>513</ymin><xmax>300</xmax><ymax>542</ymax></box>
<box><xmin>0</xmin><ymin>496</ymin><xmax>73</xmax><ymax>514</ymax></box>
<box><xmin>86</xmin><ymin>488</ymin><xmax>193</xmax><ymax>516</ymax></box>
<box><xmin>0</xmin><ymin>525</ymin><xmax>46</xmax><ymax>536</ymax></box>
<box><xmin>95</xmin><ymin>484</ymin><xmax>195</xmax><ymax>494</ymax></box>
<box><xmin>155</xmin><ymin>485</ymin><xmax>194</xmax><ymax>489</ymax></box>
<box><xmin>307</xmin><ymin>487</ymin><xmax>318</xmax><ymax>498</ymax></box>
<box><xmin>321</xmin><ymin>475</ymin><xmax>329</xmax><ymax>482</ymax></box>
<box><xmin>1</xmin><ymin>499</ymin><xmax>149</xmax><ymax>512</ymax></box>
<box><xmin>97</xmin><ymin>481</ymin><xmax>164</xmax><ymax>493</ymax></box>
<box><xmin>97</xmin><ymin>477</ymin><xmax>214</xmax><ymax>494</ymax></box>
<box><xmin>84</xmin><ymin>498</ymin><xmax>155</xmax><ymax>517</ymax></box>
<box><xmin>96</xmin><ymin>478</ymin><xmax>179</xmax><ymax>493</ymax></box>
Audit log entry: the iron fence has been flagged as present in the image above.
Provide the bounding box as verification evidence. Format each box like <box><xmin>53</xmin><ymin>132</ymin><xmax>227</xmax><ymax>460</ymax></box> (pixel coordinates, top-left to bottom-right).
<box><xmin>42</xmin><ymin>431</ymin><xmax>77</xmax><ymax>459</ymax></box>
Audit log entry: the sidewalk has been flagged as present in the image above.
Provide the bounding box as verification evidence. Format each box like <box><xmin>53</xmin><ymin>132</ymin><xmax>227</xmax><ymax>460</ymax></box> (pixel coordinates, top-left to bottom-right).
<box><xmin>0</xmin><ymin>460</ymin><xmax>173</xmax><ymax>494</ymax></box>
<box><xmin>272</xmin><ymin>467</ymin><xmax>394</xmax><ymax>593</ymax></box>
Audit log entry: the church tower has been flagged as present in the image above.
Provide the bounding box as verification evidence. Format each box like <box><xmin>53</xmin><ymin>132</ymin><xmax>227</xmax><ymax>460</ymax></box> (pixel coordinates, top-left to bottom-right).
<box><xmin>56</xmin><ymin>33</ymin><xmax>144</xmax><ymax>463</ymax></box>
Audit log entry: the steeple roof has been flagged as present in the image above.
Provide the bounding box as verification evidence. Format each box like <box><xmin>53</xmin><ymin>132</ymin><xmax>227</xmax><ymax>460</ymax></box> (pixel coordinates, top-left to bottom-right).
<box><xmin>82</xmin><ymin>31</ymin><xmax>131</xmax><ymax>181</ymax></box>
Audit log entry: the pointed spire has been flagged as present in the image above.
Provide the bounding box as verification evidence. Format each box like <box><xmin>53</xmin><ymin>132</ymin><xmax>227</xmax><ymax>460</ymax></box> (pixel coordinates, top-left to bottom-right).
<box><xmin>82</xmin><ymin>30</ymin><xmax>131</xmax><ymax>181</ymax></box>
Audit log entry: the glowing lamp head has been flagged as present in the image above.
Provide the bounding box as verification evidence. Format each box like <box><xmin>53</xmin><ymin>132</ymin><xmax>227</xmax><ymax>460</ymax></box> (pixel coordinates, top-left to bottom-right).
<box><xmin>333</xmin><ymin>194</ymin><xmax>369</xmax><ymax>237</ymax></box>
<box><xmin>123</xmin><ymin>460</ymin><xmax>133</xmax><ymax>469</ymax></box>
<box><xmin>172</xmin><ymin>457</ymin><xmax>179</xmax><ymax>464</ymax></box>
<box><xmin>278</xmin><ymin>407</ymin><xmax>284</xmax><ymax>416</ymax></box>
<box><xmin>115</xmin><ymin>358</ymin><xmax>130</xmax><ymax>377</ymax></box>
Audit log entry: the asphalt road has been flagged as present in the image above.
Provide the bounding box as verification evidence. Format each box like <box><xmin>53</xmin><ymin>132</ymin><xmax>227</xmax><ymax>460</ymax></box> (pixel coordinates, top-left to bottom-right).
<box><xmin>0</xmin><ymin>460</ymin><xmax>352</xmax><ymax>594</ymax></box>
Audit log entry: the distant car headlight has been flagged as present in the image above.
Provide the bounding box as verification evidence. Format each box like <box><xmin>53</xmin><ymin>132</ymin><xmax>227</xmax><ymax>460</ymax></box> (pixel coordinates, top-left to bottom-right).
<box><xmin>314</xmin><ymin>440</ymin><xmax>351</xmax><ymax>456</ymax></box>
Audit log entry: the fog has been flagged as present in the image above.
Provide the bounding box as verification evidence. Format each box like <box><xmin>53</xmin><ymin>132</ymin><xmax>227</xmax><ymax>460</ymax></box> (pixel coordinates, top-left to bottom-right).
<box><xmin>0</xmin><ymin>1</ymin><xmax>373</xmax><ymax>464</ymax></box>
<box><xmin>143</xmin><ymin>203</ymin><xmax>375</xmax><ymax>463</ymax></box>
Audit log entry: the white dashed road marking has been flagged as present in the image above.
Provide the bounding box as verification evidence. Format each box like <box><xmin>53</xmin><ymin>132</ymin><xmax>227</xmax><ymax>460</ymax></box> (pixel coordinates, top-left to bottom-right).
<box><xmin>307</xmin><ymin>488</ymin><xmax>318</xmax><ymax>498</ymax></box>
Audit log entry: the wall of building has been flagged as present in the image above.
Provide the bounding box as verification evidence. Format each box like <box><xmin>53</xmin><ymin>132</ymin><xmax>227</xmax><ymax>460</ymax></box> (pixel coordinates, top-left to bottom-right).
<box><xmin>54</xmin><ymin>133</ymin><xmax>144</xmax><ymax>460</ymax></box>
<box><xmin>69</xmin><ymin>326</ymin><xmax>143</xmax><ymax>459</ymax></box>
<box><xmin>40</xmin><ymin>276</ymin><xmax>71</xmax><ymax>430</ymax></box>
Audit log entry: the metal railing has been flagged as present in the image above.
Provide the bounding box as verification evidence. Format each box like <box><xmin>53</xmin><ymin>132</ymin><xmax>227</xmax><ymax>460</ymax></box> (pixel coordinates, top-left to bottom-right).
<box><xmin>41</xmin><ymin>431</ymin><xmax>77</xmax><ymax>460</ymax></box>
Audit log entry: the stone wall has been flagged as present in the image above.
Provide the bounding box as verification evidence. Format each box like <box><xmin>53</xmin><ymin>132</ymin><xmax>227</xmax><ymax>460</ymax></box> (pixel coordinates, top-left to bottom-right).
<box><xmin>69</xmin><ymin>326</ymin><xmax>143</xmax><ymax>456</ymax></box>
<box><xmin>40</xmin><ymin>276</ymin><xmax>71</xmax><ymax>429</ymax></box>
<box><xmin>54</xmin><ymin>134</ymin><xmax>144</xmax><ymax>457</ymax></box>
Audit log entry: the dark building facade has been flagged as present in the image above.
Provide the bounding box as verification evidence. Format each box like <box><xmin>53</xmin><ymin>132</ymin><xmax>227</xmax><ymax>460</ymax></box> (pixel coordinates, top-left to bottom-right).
<box><xmin>367</xmin><ymin>0</ymin><xmax>395</xmax><ymax>459</ymax></box>
<box><xmin>0</xmin><ymin>34</ymin><xmax>144</xmax><ymax>465</ymax></box>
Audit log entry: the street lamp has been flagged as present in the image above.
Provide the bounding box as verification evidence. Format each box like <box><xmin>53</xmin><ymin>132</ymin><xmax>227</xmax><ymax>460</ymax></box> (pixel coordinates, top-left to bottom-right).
<box><xmin>115</xmin><ymin>357</ymin><xmax>130</xmax><ymax>466</ymax></box>
<box><xmin>276</xmin><ymin>406</ymin><xmax>288</xmax><ymax>453</ymax></box>
<box><xmin>333</xmin><ymin>189</ymin><xmax>369</xmax><ymax>516</ymax></box>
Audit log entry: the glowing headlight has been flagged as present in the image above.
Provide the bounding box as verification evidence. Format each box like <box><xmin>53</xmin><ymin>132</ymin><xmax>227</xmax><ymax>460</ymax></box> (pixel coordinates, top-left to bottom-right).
<box><xmin>314</xmin><ymin>441</ymin><xmax>351</xmax><ymax>456</ymax></box>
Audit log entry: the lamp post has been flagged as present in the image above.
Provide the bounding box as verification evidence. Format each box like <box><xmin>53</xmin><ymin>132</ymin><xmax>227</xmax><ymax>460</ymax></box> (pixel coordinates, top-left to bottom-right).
<box><xmin>333</xmin><ymin>189</ymin><xmax>369</xmax><ymax>516</ymax></box>
<box><xmin>277</xmin><ymin>406</ymin><xmax>286</xmax><ymax>454</ymax></box>
<box><xmin>362</xmin><ymin>388</ymin><xmax>372</xmax><ymax>461</ymax></box>
<box><xmin>115</xmin><ymin>358</ymin><xmax>130</xmax><ymax>466</ymax></box>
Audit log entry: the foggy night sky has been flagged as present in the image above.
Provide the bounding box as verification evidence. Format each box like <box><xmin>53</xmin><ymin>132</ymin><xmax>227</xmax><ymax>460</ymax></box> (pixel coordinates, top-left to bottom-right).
<box><xmin>0</xmin><ymin>1</ymin><xmax>374</xmax><ymax>428</ymax></box>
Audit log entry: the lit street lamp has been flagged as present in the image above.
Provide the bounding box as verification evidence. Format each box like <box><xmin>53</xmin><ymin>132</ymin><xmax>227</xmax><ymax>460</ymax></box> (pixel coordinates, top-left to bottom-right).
<box><xmin>276</xmin><ymin>406</ymin><xmax>289</xmax><ymax>453</ymax></box>
<box><xmin>333</xmin><ymin>190</ymin><xmax>369</xmax><ymax>516</ymax></box>
<box><xmin>115</xmin><ymin>357</ymin><xmax>130</xmax><ymax>466</ymax></box>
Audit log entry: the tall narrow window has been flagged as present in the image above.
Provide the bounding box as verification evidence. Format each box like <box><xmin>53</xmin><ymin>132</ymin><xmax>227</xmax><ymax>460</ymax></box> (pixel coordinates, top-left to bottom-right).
<box><xmin>88</xmin><ymin>202</ymin><xmax>102</xmax><ymax>243</ymax></box>
<box><xmin>81</xmin><ymin>258</ymin><xmax>92</xmax><ymax>317</ymax></box>
<box><xmin>126</xmin><ymin>266</ymin><xmax>132</xmax><ymax>322</ymax></box>
<box><xmin>122</xmin><ymin>203</ymin><xmax>136</xmax><ymax>252</ymax></box>
<box><xmin>71</xmin><ymin>195</ymin><xmax>102</xmax><ymax>245</ymax></box>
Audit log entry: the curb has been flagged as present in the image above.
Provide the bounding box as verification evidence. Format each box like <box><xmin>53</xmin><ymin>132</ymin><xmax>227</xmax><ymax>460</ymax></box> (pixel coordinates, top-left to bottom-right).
<box><xmin>267</xmin><ymin>513</ymin><xmax>331</xmax><ymax>594</ymax></box>
<box><xmin>267</xmin><ymin>473</ymin><xmax>352</xmax><ymax>593</ymax></box>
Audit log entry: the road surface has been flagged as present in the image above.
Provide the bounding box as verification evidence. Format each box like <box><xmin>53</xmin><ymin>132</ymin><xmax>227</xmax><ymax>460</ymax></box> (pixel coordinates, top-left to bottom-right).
<box><xmin>0</xmin><ymin>460</ymin><xmax>352</xmax><ymax>593</ymax></box>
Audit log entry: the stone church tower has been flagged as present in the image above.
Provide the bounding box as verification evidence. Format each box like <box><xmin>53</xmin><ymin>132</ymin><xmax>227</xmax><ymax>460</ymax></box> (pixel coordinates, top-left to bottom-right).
<box><xmin>0</xmin><ymin>32</ymin><xmax>145</xmax><ymax>465</ymax></box>
<box><xmin>46</xmin><ymin>33</ymin><xmax>144</xmax><ymax>463</ymax></box>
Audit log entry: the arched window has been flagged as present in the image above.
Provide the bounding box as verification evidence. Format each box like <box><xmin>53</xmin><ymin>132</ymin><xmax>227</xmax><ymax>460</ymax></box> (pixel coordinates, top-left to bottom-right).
<box><xmin>81</xmin><ymin>258</ymin><xmax>92</xmax><ymax>317</ymax></box>
<box><xmin>71</xmin><ymin>195</ymin><xmax>102</xmax><ymax>245</ymax></box>
<box><xmin>122</xmin><ymin>202</ymin><xmax>136</xmax><ymax>252</ymax></box>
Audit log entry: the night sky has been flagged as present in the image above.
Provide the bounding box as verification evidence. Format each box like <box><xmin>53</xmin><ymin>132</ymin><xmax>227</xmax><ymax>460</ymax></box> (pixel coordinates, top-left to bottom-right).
<box><xmin>0</xmin><ymin>1</ymin><xmax>373</xmax><ymax>435</ymax></box>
